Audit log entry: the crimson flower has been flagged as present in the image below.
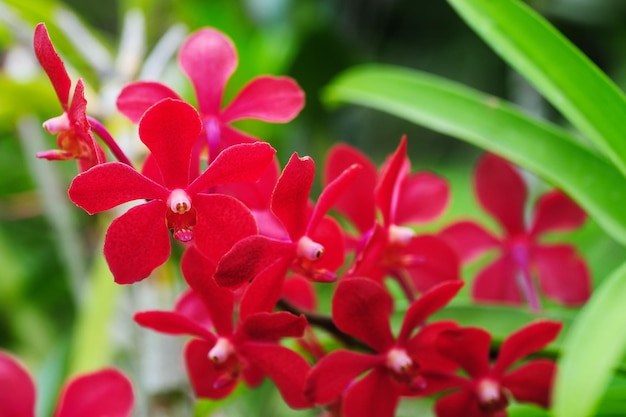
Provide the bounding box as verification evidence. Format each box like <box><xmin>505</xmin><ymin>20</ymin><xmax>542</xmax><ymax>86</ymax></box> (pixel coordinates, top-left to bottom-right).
<box><xmin>429</xmin><ymin>320</ymin><xmax>562</xmax><ymax>417</ymax></box>
<box><xmin>69</xmin><ymin>98</ymin><xmax>276</xmax><ymax>284</ymax></box>
<box><xmin>305</xmin><ymin>278</ymin><xmax>463</xmax><ymax>417</ymax></box>
<box><xmin>33</xmin><ymin>23</ymin><xmax>105</xmax><ymax>171</ymax></box>
<box><xmin>214</xmin><ymin>153</ymin><xmax>361</xmax><ymax>287</ymax></box>
<box><xmin>440</xmin><ymin>154</ymin><xmax>591</xmax><ymax>309</ymax></box>
<box><xmin>0</xmin><ymin>351</ymin><xmax>133</xmax><ymax>417</ymax></box>
<box><xmin>116</xmin><ymin>27</ymin><xmax>304</xmax><ymax>164</ymax></box>
<box><xmin>134</xmin><ymin>246</ymin><xmax>311</xmax><ymax>408</ymax></box>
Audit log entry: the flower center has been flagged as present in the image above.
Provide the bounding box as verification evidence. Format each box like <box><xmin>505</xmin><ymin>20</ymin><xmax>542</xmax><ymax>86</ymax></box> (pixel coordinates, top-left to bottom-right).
<box><xmin>476</xmin><ymin>378</ymin><xmax>508</xmax><ymax>413</ymax></box>
<box><xmin>43</xmin><ymin>112</ymin><xmax>70</xmax><ymax>134</ymax></box>
<box><xmin>167</xmin><ymin>188</ymin><xmax>192</xmax><ymax>214</ymax></box>
<box><xmin>208</xmin><ymin>337</ymin><xmax>235</xmax><ymax>364</ymax></box>
<box><xmin>385</xmin><ymin>347</ymin><xmax>426</xmax><ymax>391</ymax></box>
<box><xmin>386</xmin><ymin>348</ymin><xmax>413</xmax><ymax>373</ymax></box>
<box><xmin>388</xmin><ymin>224</ymin><xmax>415</xmax><ymax>245</ymax></box>
<box><xmin>296</xmin><ymin>236</ymin><xmax>325</xmax><ymax>261</ymax></box>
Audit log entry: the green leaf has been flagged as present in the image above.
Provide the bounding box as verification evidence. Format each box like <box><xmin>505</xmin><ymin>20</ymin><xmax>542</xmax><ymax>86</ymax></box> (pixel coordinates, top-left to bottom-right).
<box><xmin>323</xmin><ymin>65</ymin><xmax>626</xmax><ymax>245</ymax></box>
<box><xmin>446</xmin><ymin>0</ymin><xmax>626</xmax><ymax>178</ymax></box>
<box><xmin>552</xmin><ymin>260</ymin><xmax>626</xmax><ymax>417</ymax></box>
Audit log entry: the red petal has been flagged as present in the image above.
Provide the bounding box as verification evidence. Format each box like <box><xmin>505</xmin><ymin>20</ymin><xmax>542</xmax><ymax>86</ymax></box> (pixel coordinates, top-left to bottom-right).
<box><xmin>178</xmin><ymin>28</ymin><xmax>237</xmax><ymax>115</ymax></box>
<box><xmin>222</xmin><ymin>76</ymin><xmax>304</xmax><ymax>122</ymax></box>
<box><xmin>282</xmin><ymin>275</ymin><xmax>317</xmax><ymax>311</ymax></box>
<box><xmin>376</xmin><ymin>136</ymin><xmax>408</xmax><ymax>226</ymax></box>
<box><xmin>187</xmin><ymin>142</ymin><xmax>276</xmax><ymax>195</ymax></box>
<box><xmin>272</xmin><ymin>153</ymin><xmax>315</xmax><ymax>240</ymax></box>
<box><xmin>435</xmin><ymin>390</ymin><xmax>485</xmax><ymax>417</ymax></box>
<box><xmin>395</xmin><ymin>172</ymin><xmax>450</xmax><ymax>225</ymax></box>
<box><xmin>138</xmin><ymin>98</ymin><xmax>202</xmax><ymax>189</ymax></box>
<box><xmin>116</xmin><ymin>81</ymin><xmax>181</xmax><ymax>123</ymax></box>
<box><xmin>439</xmin><ymin>221</ymin><xmax>499</xmax><ymax>263</ymax></box>
<box><xmin>175</xmin><ymin>289</ymin><xmax>212</xmax><ymax>329</ymax></box>
<box><xmin>54</xmin><ymin>369</ymin><xmax>133</xmax><ymax>417</ymax></box>
<box><xmin>343</xmin><ymin>367</ymin><xmax>399</xmax><ymax>417</ymax></box>
<box><xmin>184</xmin><ymin>339</ymin><xmax>238</xmax><ymax>399</ymax></box>
<box><xmin>0</xmin><ymin>352</ymin><xmax>35</xmax><ymax>417</ymax></box>
<box><xmin>436</xmin><ymin>327</ymin><xmax>491</xmax><ymax>379</ymax></box>
<box><xmin>34</xmin><ymin>23</ymin><xmax>71</xmax><ymax>109</ymax></box>
<box><xmin>181</xmin><ymin>246</ymin><xmax>234</xmax><ymax>336</ymax></box>
<box><xmin>533</xmin><ymin>245</ymin><xmax>591</xmax><ymax>305</ymax></box>
<box><xmin>69</xmin><ymin>80</ymin><xmax>104</xmax><ymax>167</ymax></box>
<box><xmin>69</xmin><ymin>162</ymin><xmax>168</xmax><ymax>214</ymax></box>
<box><xmin>193</xmin><ymin>194</ymin><xmax>258</xmax><ymax>263</ymax></box>
<box><xmin>530</xmin><ymin>190</ymin><xmax>586</xmax><ymax>236</ymax></box>
<box><xmin>240</xmin><ymin>259</ymin><xmax>291</xmax><ymax>318</ymax></box>
<box><xmin>219</xmin><ymin>124</ymin><xmax>258</xmax><ymax>149</ymax></box>
<box><xmin>493</xmin><ymin>320</ymin><xmax>562</xmax><ymax>376</ymax></box>
<box><xmin>238</xmin><ymin>312</ymin><xmax>306</xmax><ymax>341</ymax></box>
<box><xmin>502</xmin><ymin>359</ymin><xmax>555</xmax><ymax>407</ymax></box>
<box><xmin>103</xmin><ymin>200</ymin><xmax>170</xmax><ymax>284</ymax></box>
<box><xmin>402</xmin><ymin>235</ymin><xmax>461</xmax><ymax>293</ymax></box>
<box><xmin>397</xmin><ymin>281</ymin><xmax>463</xmax><ymax>344</ymax></box>
<box><xmin>475</xmin><ymin>154</ymin><xmax>527</xmax><ymax>236</ymax></box>
<box><xmin>215</xmin><ymin>156</ymin><xmax>279</xmax><ymax>210</ymax></box>
<box><xmin>133</xmin><ymin>311</ymin><xmax>216</xmax><ymax>341</ymax></box>
<box><xmin>332</xmin><ymin>278</ymin><xmax>395</xmax><ymax>352</ymax></box>
<box><xmin>239</xmin><ymin>342</ymin><xmax>312</xmax><ymax>409</ymax></box>
<box><xmin>323</xmin><ymin>143</ymin><xmax>377</xmax><ymax>233</ymax></box>
<box><xmin>472</xmin><ymin>255</ymin><xmax>523</xmax><ymax>304</ymax></box>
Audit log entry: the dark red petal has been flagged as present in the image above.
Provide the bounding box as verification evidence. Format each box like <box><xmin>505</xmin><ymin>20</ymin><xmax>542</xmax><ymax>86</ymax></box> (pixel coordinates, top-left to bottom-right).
<box><xmin>397</xmin><ymin>280</ymin><xmax>463</xmax><ymax>344</ymax></box>
<box><xmin>435</xmin><ymin>390</ymin><xmax>484</xmax><ymax>417</ymax></box>
<box><xmin>239</xmin><ymin>342</ymin><xmax>312</xmax><ymax>409</ymax></box>
<box><xmin>215</xmin><ymin>156</ymin><xmax>279</xmax><ymax>210</ymax></box>
<box><xmin>174</xmin><ymin>289</ymin><xmax>212</xmax><ymax>329</ymax></box>
<box><xmin>403</xmin><ymin>235</ymin><xmax>461</xmax><ymax>294</ymax></box>
<box><xmin>214</xmin><ymin>236</ymin><xmax>294</xmax><ymax>288</ymax></box>
<box><xmin>308</xmin><ymin>163</ymin><xmax>362</xmax><ymax>235</ymax></box>
<box><xmin>222</xmin><ymin>76</ymin><xmax>304</xmax><ymax>122</ymax></box>
<box><xmin>472</xmin><ymin>255</ymin><xmax>523</xmax><ymax>304</ymax></box>
<box><xmin>493</xmin><ymin>320</ymin><xmax>562</xmax><ymax>376</ymax></box>
<box><xmin>116</xmin><ymin>81</ymin><xmax>181</xmax><ymax>123</ymax></box>
<box><xmin>272</xmin><ymin>153</ymin><xmax>315</xmax><ymax>241</ymax></box>
<box><xmin>193</xmin><ymin>194</ymin><xmax>258</xmax><ymax>263</ymax></box>
<box><xmin>530</xmin><ymin>190</ymin><xmax>586</xmax><ymax>236</ymax></box>
<box><xmin>53</xmin><ymin>369</ymin><xmax>133</xmax><ymax>417</ymax></box>
<box><xmin>534</xmin><ymin>245</ymin><xmax>591</xmax><ymax>305</ymax></box>
<box><xmin>240</xmin><ymin>259</ymin><xmax>291</xmax><ymax>319</ymax></box>
<box><xmin>34</xmin><ymin>23</ymin><xmax>71</xmax><ymax>109</ymax></box>
<box><xmin>436</xmin><ymin>327</ymin><xmax>491</xmax><ymax>379</ymax></box>
<box><xmin>69</xmin><ymin>162</ymin><xmax>168</xmax><ymax>214</ymax></box>
<box><xmin>178</xmin><ymin>28</ymin><xmax>237</xmax><ymax>115</ymax></box>
<box><xmin>439</xmin><ymin>221</ymin><xmax>499</xmax><ymax>263</ymax></box>
<box><xmin>69</xmin><ymin>80</ymin><xmax>104</xmax><ymax>167</ymax></box>
<box><xmin>502</xmin><ymin>359</ymin><xmax>556</xmax><ymax>407</ymax></box>
<box><xmin>103</xmin><ymin>200</ymin><xmax>170</xmax><ymax>284</ymax></box>
<box><xmin>323</xmin><ymin>143</ymin><xmax>377</xmax><ymax>233</ymax></box>
<box><xmin>239</xmin><ymin>312</ymin><xmax>306</xmax><ymax>341</ymax></box>
<box><xmin>376</xmin><ymin>136</ymin><xmax>408</xmax><ymax>226</ymax></box>
<box><xmin>395</xmin><ymin>172</ymin><xmax>450</xmax><ymax>225</ymax></box>
<box><xmin>187</xmin><ymin>142</ymin><xmax>276</xmax><ymax>195</ymax></box>
<box><xmin>475</xmin><ymin>154</ymin><xmax>527</xmax><ymax>236</ymax></box>
<box><xmin>138</xmin><ymin>98</ymin><xmax>202</xmax><ymax>189</ymax></box>
<box><xmin>342</xmin><ymin>367</ymin><xmax>399</xmax><ymax>417</ymax></box>
<box><xmin>181</xmin><ymin>246</ymin><xmax>234</xmax><ymax>336</ymax></box>
<box><xmin>0</xmin><ymin>352</ymin><xmax>35</xmax><ymax>417</ymax></box>
<box><xmin>332</xmin><ymin>278</ymin><xmax>395</xmax><ymax>352</ymax></box>
<box><xmin>184</xmin><ymin>339</ymin><xmax>238</xmax><ymax>399</ymax></box>
<box><xmin>133</xmin><ymin>311</ymin><xmax>216</xmax><ymax>342</ymax></box>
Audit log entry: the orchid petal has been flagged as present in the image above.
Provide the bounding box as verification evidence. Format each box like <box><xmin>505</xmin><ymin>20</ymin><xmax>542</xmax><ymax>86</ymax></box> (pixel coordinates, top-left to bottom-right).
<box><xmin>219</xmin><ymin>124</ymin><xmax>259</xmax><ymax>149</ymax></box>
<box><xmin>69</xmin><ymin>162</ymin><xmax>168</xmax><ymax>214</ymax></box>
<box><xmin>332</xmin><ymin>278</ymin><xmax>395</xmax><ymax>352</ymax></box>
<box><xmin>533</xmin><ymin>245</ymin><xmax>591</xmax><ymax>305</ymax></box>
<box><xmin>471</xmin><ymin>254</ymin><xmax>523</xmax><ymax>304</ymax></box>
<box><xmin>475</xmin><ymin>154</ymin><xmax>527</xmax><ymax>236</ymax></box>
<box><xmin>239</xmin><ymin>312</ymin><xmax>306</xmax><ymax>341</ymax></box>
<box><xmin>240</xmin><ymin>258</ymin><xmax>291</xmax><ymax>319</ymax></box>
<box><xmin>184</xmin><ymin>339</ymin><xmax>238</xmax><ymax>399</ymax></box>
<box><xmin>116</xmin><ymin>81</ymin><xmax>181</xmax><ymax>123</ymax></box>
<box><xmin>493</xmin><ymin>320</ymin><xmax>562</xmax><ymax>376</ymax></box>
<box><xmin>103</xmin><ymin>200</ymin><xmax>170</xmax><ymax>284</ymax></box>
<box><xmin>215</xmin><ymin>156</ymin><xmax>279</xmax><ymax>210</ymax></box>
<box><xmin>175</xmin><ymin>289</ymin><xmax>213</xmax><ymax>329</ymax></box>
<box><xmin>436</xmin><ymin>327</ymin><xmax>491</xmax><ymax>379</ymax></box>
<box><xmin>53</xmin><ymin>369</ymin><xmax>134</xmax><ymax>417</ymax></box>
<box><xmin>222</xmin><ymin>76</ymin><xmax>304</xmax><ymax>122</ymax></box>
<box><xmin>138</xmin><ymin>98</ymin><xmax>202</xmax><ymax>189</ymax></box>
<box><xmin>34</xmin><ymin>23</ymin><xmax>71</xmax><ymax>109</ymax></box>
<box><xmin>133</xmin><ymin>310</ymin><xmax>216</xmax><ymax>342</ymax></box>
<box><xmin>282</xmin><ymin>275</ymin><xmax>317</xmax><ymax>311</ymax></box>
<box><xmin>395</xmin><ymin>172</ymin><xmax>450</xmax><ymax>224</ymax></box>
<box><xmin>439</xmin><ymin>221</ymin><xmax>499</xmax><ymax>263</ymax></box>
<box><xmin>376</xmin><ymin>136</ymin><xmax>408</xmax><ymax>226</ymax></box>
<box><xmin>435</xmin><ymin>390</ymin><xmax>484</xmax><ymax>417</ymax></box>
<box><xmin>179</xmin><ymin>28</ymin><xmax>237</xmax><ymax>115</ymax></box>
<box><xmin>69</xmin><ymin>80</ymin><xmax>104</xmax><ymax>167</ymax></box>
<box><xmin>403</xmin><ymin>235</ymin><xmax>461</xmax><ymax>293</ymax></box>
<box><xmin>530</xmin><ymin>190</ymin><xmax>586</xmax><ymax>236</ymax></box>
<box><xmin>502</xmin><ymin>359</ymin><xmax>556</xmax><ymax>407</ymax></box>
<box><xmin>0</xmin><ymin>352</ymin><xmax>35</xmax><ymax>417</ymax></box>
<box><xmin>343</xmin><ymin>367</ymin><xmax>399</xmax><ymax>417</ymax></box>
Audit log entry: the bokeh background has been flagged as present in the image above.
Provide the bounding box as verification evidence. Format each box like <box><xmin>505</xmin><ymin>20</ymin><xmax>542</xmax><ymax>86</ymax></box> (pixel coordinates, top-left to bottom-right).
<box><xmin>1</xmin><ymin>0</ymin><xmax>625</xmax><ymax>416</ymax></box>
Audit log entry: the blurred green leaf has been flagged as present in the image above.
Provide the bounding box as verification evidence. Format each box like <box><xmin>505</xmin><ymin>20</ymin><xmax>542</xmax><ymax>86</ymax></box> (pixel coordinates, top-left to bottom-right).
<box><xmin>446</xmin><ymin>0</ymin><xmax>626</xmax><ymax>178</ymax></box>
<box><xmin>323</xmin><ymin>65</ymin><xmax>626</xmax><ymax>245</ymax></box>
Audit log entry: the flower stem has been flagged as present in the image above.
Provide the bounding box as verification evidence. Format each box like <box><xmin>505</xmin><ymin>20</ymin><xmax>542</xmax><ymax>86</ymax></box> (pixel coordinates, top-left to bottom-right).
<box><xmin>88</xmin><ymin>116</ymin><xmax>134</xmax><ymax>167</ymax></box>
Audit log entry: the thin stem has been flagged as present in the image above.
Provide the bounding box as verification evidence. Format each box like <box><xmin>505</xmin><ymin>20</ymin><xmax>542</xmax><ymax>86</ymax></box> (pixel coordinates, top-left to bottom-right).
<box><xmin>88</xmin><ymin>116</ymin><xmax>134</xmax><ymax>167</ymax></box>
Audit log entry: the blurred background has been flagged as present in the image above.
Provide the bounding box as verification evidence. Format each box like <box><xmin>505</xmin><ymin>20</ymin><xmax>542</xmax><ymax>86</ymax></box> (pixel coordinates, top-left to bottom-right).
<box><xmin>1</xmin><ymin>0</ymin><xmax>625</xmax><ymax>416</ymax></box>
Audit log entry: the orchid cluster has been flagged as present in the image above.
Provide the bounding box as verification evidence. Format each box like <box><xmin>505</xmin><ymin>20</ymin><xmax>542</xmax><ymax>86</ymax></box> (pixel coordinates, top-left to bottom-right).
<box><xmin>1</xmin><ymin>22</ymin><xmax>595</xmax><ymax>417</ymax></box>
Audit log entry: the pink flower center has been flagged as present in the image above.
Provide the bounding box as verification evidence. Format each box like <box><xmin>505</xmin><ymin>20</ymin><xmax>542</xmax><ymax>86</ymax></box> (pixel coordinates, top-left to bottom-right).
<box><xmin>388</xmin><ymin>224</ymin><xmax>415</xmax><ymax>245</ymax></box>
<box><xmin>385</xmin><ymin>347</ymin><xmax>426</xmax><ymax>391</ymax></box>
<box><xmin>43</xmin><ymin>112</ymin><xmax>70</xmax><ymax>134</ymax></box>
<box><xmin>475</xmin><ymin>378</ymin><xmax>508</xmax><ymax>413</ymax></box>
<box><xmin>296</xmin><ymin>236</ymin><xmax>325</xmax><ymax>261</ymax></box>
<box><xmin>208</xmin><ymin>337</ymin><xmax>235</xmax><ymax>364</ymax></box>
<box><xmin>167</xmin><ymin>189</ymin><xmax>192</xmax><ymax>214</ymax></box>
<box><xmin>386</xmin><ymin>348</ymin><xmax>413</xmax><ymax>373</ymax></box>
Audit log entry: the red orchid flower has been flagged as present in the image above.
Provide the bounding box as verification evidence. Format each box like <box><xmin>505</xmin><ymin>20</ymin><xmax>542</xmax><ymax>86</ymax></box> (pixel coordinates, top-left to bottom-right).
<box><xmin>440</xmin><ymin>154</ymin><xmax>591</xmax><ymax>309</ymax></box>
<box><xmin>33</xmin><ymin>23</ymin><xmax>105</xmax><ymax>171</ymax></box>
<box><xmin>429</xmin><ymin>320</ymin><xmax>562</xmax><ymax>417</ymax></box>
<box><xmin>0</xmin><ymin>351</ymin><xmax>133</xmax><ymax>417</ymax></box>
<box><xmin>213</xmin><ymin>153</ymin><xmax>362</xmax><ymax>288</ymax></box>
<box><xmin>134</xmin><ymin>246</ymin><xmax>311</xmax><ymax>408</ymax></box>
<box><xmin>305</xmin><ymin>278</ymin><xmax>463</xmax><ymax>417</ymax></box>
<box><xmin>116</xmin><ymin>27</ymin><xmax>304</xmax><ymax>165</ymax></box>
<box><xmin>69</xmin><ymin>98</ymin><xmax>276</xmax><ymax>284</ymax></box>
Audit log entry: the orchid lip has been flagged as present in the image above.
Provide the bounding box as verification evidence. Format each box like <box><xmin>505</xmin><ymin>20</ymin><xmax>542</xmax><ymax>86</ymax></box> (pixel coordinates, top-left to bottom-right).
<box><xmin>43</xmin><ymin>112</ymin><xmax>70</xmax><ymax>134</ymax></box>
<box><xmin>296</xmin><ymin>236</ymin><xmax>325</xmax><ymax>261</ymax></box>
<box><xmin>208</xmin><ymin>337</ymin><xmax>235</xmax><ymax>364</ymax></box>
<box><xmin>167</xmin><ymin>188</ymin><xmax>192</xmax><ymax>214</ymax></box>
